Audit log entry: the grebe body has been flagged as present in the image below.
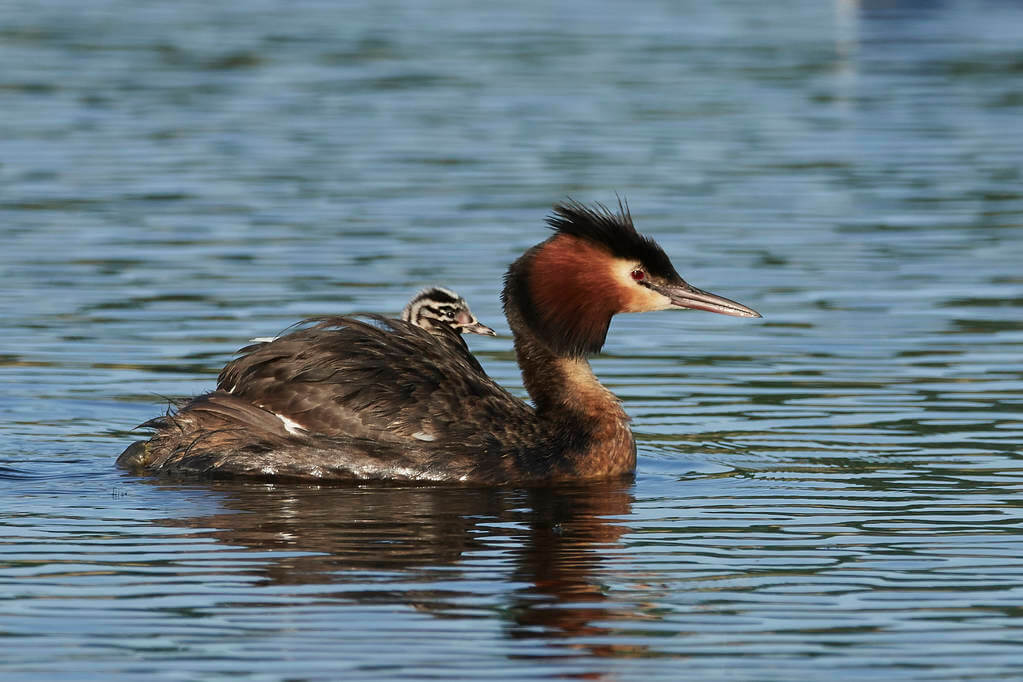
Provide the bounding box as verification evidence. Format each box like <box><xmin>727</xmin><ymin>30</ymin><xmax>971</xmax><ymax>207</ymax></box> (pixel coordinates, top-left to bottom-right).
<box><xmin>119</xmin><ymin>202</ymin><xmax>759</xmax><ymax>484</ymax></box>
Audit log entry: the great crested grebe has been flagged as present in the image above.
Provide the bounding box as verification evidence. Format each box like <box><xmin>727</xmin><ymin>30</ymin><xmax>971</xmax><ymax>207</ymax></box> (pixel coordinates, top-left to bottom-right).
<box><xmin>118</xmin><ymin>201</ymin><xmax>760</xmax><ymax>484</ymax></box>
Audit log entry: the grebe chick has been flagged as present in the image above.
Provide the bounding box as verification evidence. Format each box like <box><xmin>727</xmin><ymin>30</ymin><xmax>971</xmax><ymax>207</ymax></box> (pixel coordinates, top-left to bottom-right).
<box><xmin>402</xmin><ymin>286</ymin><xmax>496</xmax><ymax>337</ymax></box>
<box><xmin>119</xmin><ymin>200</ymin><xmax>760</xmax><ymax>485</ymax></box>
<box><xmin>248</xmin><ymin>287</ymin><xmax>494</xmax><ymax>344</ymax></box>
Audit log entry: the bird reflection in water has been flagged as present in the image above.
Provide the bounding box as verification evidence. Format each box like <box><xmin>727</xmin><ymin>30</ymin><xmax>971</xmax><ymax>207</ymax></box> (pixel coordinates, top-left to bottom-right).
<box><xmin>153</xmin><ymin>480</ymin><xmax>650</xmax><ymax>662</ymax></box>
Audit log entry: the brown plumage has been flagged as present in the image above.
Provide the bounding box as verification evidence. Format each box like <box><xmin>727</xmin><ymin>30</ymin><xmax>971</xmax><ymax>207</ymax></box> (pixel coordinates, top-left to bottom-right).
<box><xmin>118</xmin><ymin>200</ymin><xmax>761</xmax><ymax>485</ymax></box>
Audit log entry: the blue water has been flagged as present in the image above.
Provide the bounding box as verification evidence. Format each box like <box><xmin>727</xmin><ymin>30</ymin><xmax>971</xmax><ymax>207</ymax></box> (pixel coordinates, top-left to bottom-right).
<box><xmin>2</xmin><ymin>1</ymin><xmax>1022</xmax><ymax>679</ymax></box>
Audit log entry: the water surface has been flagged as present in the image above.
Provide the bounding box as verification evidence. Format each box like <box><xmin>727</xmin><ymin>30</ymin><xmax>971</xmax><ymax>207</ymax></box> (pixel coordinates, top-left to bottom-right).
<box><xmin>2</xmin><ymin>0</ymin><xmax>1022</xmax><ymax>679</ymax></box>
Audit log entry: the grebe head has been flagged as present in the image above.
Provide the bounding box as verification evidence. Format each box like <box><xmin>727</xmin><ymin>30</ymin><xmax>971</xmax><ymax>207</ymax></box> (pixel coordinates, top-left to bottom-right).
<box><xmin>402</xmin><ymin>286</ymin><xmax>497</xmax><ymax>337</ymax></box>
<box><xmin>504</xmin><ymin>200</ymin><xmax>761</xmax><ymax>356</ymax></box>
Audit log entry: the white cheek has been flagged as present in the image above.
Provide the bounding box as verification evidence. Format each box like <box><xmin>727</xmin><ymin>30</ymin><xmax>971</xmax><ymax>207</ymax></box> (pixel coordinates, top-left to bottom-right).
<box><xmin>611</xmin><ymin>260</ymin><xmax>673</xmax><ymax>312</ymax></box>
<box><xmin>631</xmin><ymin>287</ymin><xmax>673</xmax><ymax>312</ymax></box>
<box><xmin>648</xmin><ymin>290</ymin><xmax>674</xmax><ymax>311</ymax></box>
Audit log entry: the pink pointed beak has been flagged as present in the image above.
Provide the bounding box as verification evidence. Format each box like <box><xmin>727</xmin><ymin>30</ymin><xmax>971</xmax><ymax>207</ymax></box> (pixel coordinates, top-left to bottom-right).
<box><xmin>652</xmin><ymin>281</ymin><xmax>762</xmax><ymax>318</ymax></box>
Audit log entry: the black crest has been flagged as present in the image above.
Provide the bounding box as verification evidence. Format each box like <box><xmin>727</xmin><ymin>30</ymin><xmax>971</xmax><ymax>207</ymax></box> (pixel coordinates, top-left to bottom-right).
<box><xmin>545</xmin><ymin>199</ymin><xmax>680</xmax><ymax>280</ymax></box>
<box><xmin>409</xmin><ymin>287</ymin><xmax>461</xmax><ymax>306</ymax></box>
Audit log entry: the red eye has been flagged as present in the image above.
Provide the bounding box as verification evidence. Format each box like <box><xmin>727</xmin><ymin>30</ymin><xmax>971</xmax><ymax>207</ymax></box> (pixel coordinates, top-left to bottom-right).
<box><xmin>630</xmin><ymin>269</ymin><xmax>646</xmax><ymax>282</ymax></box>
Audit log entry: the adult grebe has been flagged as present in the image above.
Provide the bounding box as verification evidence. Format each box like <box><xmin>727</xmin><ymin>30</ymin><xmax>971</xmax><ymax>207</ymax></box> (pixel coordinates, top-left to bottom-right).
<box><xmin>119</xmin><ymin>201</ymin><xmax>760</xmax><ymax>484</ymax></box>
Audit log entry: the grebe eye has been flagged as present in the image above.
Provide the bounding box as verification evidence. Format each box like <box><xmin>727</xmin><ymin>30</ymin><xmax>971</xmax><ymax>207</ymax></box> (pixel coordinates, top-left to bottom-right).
<box><xmin>630</xmin><ymin>269</ymin><xmax>646</xmax><ymax>282</ymax></box>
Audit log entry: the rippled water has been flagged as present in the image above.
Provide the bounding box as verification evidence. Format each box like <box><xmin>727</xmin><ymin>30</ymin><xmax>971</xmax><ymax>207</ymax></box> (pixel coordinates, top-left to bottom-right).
<box><xmin>3</xmin><ymin>0</ymin><xmax>1023</xmax><ymax>679</ymax></box>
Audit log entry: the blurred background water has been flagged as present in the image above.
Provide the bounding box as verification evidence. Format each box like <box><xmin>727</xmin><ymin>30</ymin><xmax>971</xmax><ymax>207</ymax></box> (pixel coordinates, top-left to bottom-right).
<box><xmin>2</xmin><ymin>0</ymin><xmax>1022</xmax><ymax>679</ymax></box>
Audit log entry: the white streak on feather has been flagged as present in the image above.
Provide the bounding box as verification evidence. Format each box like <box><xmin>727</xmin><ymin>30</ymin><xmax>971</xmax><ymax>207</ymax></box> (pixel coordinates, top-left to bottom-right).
<box><xmin>275</xmin><ymin>413</ymin><xmax>307</xmax><ymax>435</ymax></box>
